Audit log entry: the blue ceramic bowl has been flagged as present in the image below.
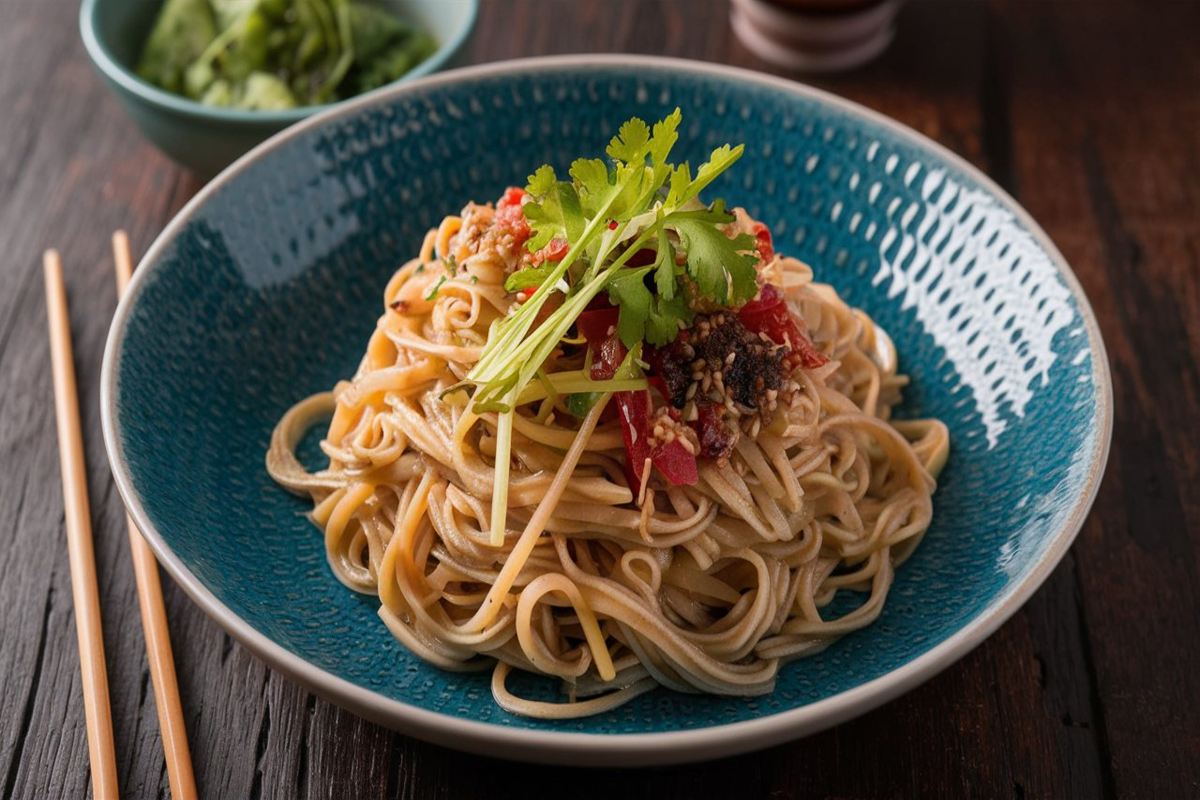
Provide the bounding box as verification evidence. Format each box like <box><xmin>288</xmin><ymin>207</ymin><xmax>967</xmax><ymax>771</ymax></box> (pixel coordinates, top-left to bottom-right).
<box><xmin>80</xmin><ymin>0</ymin><xmax>478</xmax><ymax>176</ymax></box>
<box><xmin>102</xmin><ymin>56</ymin><xmax>1112</xmax><ymax>766</ymax></box>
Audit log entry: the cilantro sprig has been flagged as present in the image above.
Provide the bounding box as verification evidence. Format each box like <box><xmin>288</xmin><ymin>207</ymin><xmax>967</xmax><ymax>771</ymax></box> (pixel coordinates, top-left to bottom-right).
<box><xmin>465</xmin><ymin>110</ymin><xmax>760</xmax><ymax>545</ymax></box>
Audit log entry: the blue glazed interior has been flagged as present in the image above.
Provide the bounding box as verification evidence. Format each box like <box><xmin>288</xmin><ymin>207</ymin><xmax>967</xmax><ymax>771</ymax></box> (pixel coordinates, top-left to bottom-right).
<box><xmin>115</xmin><ymin>64</ymin><xmax>1100</xmax><ymax>734</ymax></box>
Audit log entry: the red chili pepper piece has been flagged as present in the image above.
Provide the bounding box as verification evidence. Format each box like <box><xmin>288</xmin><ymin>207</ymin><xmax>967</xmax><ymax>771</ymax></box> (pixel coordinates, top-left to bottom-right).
<box><xmin>616</xmin><ymin>390</ymin><xmax>652</xmax><ymax>492</ymax></box>
<box><xmin>651</xmin><ymin>438</ymin><xmax>699</xmax><ymax>486</ymax></box>
<box><xmin>576</xmin><ymin>307</ymin><xmax>620</xmax><ymax>353</ymax></box>
<box><xmin>751</xmin><ymin>221</ymin><xmax>774</xmax><ymax>262</ymax></box>
<box><xmin>691</xmin><ymin>402</ymin><xmax>736</xmax><ymax>461</ymax></box>
<box><xmin>497</xmin><ymin>187</ymin><xmax>526</xmax><ymax>208</ymax></box>
<box><xmin>738</xmin><ymin>283</ymin><xmax>828</xmax><ymax>369</ymax></box>
<box><xmin>615</xmin><ymin>390</ymin><xmax>699</xmax><ymax>493</ymax></box>
<box><xmin>542</xmin><ymin>238</ymin><xmax>569</xmax><ymax>262</ymax></box>
<box><xmin>531</xmin><ymin>238</ymin><xmax>569</xmax><ymax>266</ymax></box>
<box><xmin>494</xmin><ymin>187</ymin><xmax>530</xmax><ymax>246</ymax></box>
<box><xmin>578</xmin><ymin>310</ymin><xmax>698</xmax><ymax>493</ymax></box>
<box><xmin>592</xmin><ymin>336</ymin><xmax>626</xmax><ymax>381</ymax></box>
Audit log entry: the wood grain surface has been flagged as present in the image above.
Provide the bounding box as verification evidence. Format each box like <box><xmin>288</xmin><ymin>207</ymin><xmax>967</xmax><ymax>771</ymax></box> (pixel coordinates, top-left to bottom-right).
<box><xmin>2</xmin><ymin>1</ymin><xmax>1197</xmax><ymax>797</ymax></box>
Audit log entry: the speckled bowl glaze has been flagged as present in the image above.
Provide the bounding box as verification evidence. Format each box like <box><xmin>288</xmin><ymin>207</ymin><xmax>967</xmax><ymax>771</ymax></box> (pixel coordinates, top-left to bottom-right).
<box><xmin>101</xmin><ymin>56</ymin><xmax>1112</xmax><ymax>766</ymax></box>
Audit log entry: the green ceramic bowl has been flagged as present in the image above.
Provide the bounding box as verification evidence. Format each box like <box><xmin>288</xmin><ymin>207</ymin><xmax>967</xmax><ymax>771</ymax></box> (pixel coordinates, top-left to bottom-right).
<box><xmin>80</xmin><ymin>0</ymin><xmax>478</xmax><ymax>177</ymax></box>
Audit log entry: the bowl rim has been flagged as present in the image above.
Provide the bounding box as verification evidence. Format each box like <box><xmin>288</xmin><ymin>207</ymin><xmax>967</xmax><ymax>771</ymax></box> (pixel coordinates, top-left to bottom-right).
<box><xmin>100</xmin><ymin>53</ymin><xmax>1113</xmax><ymax>767</ymax></box>
<box><xmin>79</xmin><ymin>0</ymin><xmax>480</xmax><ymax>125</ymax></box>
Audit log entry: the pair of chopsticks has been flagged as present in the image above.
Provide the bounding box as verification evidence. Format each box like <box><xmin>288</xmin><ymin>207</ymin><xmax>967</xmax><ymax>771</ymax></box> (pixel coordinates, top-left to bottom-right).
<box><xmin>45</xmin><ymin>234</ymin><xmax>197</xmax><ymax>800</ymax></box>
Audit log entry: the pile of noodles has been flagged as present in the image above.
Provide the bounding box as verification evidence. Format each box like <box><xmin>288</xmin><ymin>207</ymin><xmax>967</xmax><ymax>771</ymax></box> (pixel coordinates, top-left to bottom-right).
<box><xmin>267</xmin><ymin>207</ymin><xmax>949</xmax><ymax>719</ymax></box>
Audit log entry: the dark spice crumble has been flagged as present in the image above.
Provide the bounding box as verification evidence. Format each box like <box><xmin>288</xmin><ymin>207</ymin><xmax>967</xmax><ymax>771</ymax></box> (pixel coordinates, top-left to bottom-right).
<box><xmin>654</xmin><ymin>313</ymin><xmax>786</xmax><ymax>413</ymax></box>
<box><xmin>649</xmin><ymin>312</ymin><xmax>793</xmax><ymax>462</ymax></box>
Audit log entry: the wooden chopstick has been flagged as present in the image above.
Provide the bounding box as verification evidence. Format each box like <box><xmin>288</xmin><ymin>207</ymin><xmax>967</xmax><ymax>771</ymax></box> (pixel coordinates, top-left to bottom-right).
<box><xmin>44</xmin><ymin>249</ymin><xmax>120</xmax><ymax>799</ymax></box>
<box><xmin>111</xmin><ymin>231</ymin><xmax>198</xmax><ymax>800</ymax></box>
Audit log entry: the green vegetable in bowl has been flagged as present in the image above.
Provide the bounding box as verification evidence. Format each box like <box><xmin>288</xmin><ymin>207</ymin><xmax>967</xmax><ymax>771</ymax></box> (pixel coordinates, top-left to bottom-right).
<box><xmin>136</xmin><ymin>0</ymin><xmax>437</xmax><ymax>110</ymax></box>
<box><xmin>200</xmin><ymin>72</ymin><xmax>299</xmax><ymax>109</ymax></box>
<box><xmin>135</xmin><ymin>0</ymin><xmax>218</xmax><ymax>94</ymax></box>
<box><xmin>344</xmin><ymin>4</ymin><xmax>436</xmax><ymax>95</ymax></box>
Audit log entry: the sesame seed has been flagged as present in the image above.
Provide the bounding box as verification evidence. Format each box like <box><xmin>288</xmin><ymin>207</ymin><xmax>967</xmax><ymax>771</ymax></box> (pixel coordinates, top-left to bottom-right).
<box><xmin>692</xmin><ymin>358</ymin><xmax>707</xmax><ymax>370</ymax></box>
<box><xmin>685</xmin><ymin>383</ymin><xmax>698</xmax><ymax>401</ymax></box>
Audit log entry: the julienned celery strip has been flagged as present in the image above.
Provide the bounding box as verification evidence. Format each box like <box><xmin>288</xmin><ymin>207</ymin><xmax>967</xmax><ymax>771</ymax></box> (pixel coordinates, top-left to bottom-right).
<box><xmin>542</xmin><ymin>373</ymin><xmax>646</xmax><ymax>396</ymax></box>
<box><xmin>469</xmin><ymin>193</ymin><xmax>624</xmax><ymax>385</ymax></box>
<box><xmin>489</xmin><ymin>406</ymin><xmax>515</xmax><ymax>546</ymax></box>
<box><xmin>534</xmin><ymin>369</ymin><xmax>558</xmax><ymax>402</ymax></box>
<box><xmin>508</xmin><ymin>225</ymin><xmax>661</xmax><ymax>398</ymax></box>
<box><xmin>438</xmin><ymin>372</ymin><xmax>647</xmax><ymax>408</ymax></box>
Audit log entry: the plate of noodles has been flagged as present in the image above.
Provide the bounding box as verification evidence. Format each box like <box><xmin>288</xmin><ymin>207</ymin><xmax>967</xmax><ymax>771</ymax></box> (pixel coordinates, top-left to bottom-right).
<box><xmin>102</xmin><ymin>56</ymin><xmax>1111</xmax><ymax>765</ymax></box>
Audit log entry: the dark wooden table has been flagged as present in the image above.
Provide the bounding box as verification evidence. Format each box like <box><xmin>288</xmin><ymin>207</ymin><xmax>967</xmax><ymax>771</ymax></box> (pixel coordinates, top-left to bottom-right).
<box><xmin>3</xmin><ymin>1</ymin><xmax>1198</xmax><ymax>797</ymax></box>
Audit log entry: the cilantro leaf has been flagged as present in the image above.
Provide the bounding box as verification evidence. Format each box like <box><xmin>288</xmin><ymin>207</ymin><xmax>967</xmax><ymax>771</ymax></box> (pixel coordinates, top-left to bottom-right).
<box><xmin>607</xmin><ymin>265</ymin><xmax>692</xmax><ymax>348</ymax></box>
<box><xmin>652</xmin><ymin>215</ymin><xmax>677</xmax><ymax>300</ymax></box>
<box><xmin>647</xmin><ymin>293</ymin><xmax>691</xmax><ymax>346</ymax></box>
<box><xmin>606</xmin><ymin>117</ymin><xmax>651</xmax><ymax>165</ymax></box>
<box><xmin>525</xmin><ymin>164</ymin><xmax>557</xmax><ymax>196</ymax></box>
<box><xmin>669</xmin><ymin>201</ymin><xmax>759</xmax><ymax>304</ymax></box>
<box><xmin>569</xmin><ymin>157</ymin><xmax>616</xmax><ymax>218</ymax></box>
<box><xmin>424</xmin><ymin>275</ymin><xmax>447</xmax><ymax>301</ymax></box>
<box><xmin>673</xmin><ymin>144</ymin><xmax>745</xmax><ymax>208</ymax></box>
<box><xmin>666</xmin><ymin>162</ymin><xmax>692</xmax><ymax>208</ymax></box>
<box><xmin>523</xmin><ymin>180</ymin><xmax>584</xmax><ymax>252</ymax></box>
<box><xmin>606</xmin><ymin>267</ymin><xmax>653</xmax><ymax>347</ymax></box>
<box><xmin>504</xmin><ymin>263</ymin><xmax>554</xmax><ymax>292</ymax></box>
<box><xmin>648</xmin><ymin>109</ymin><xmax>682</xmax><ymax>166</ymax></box>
